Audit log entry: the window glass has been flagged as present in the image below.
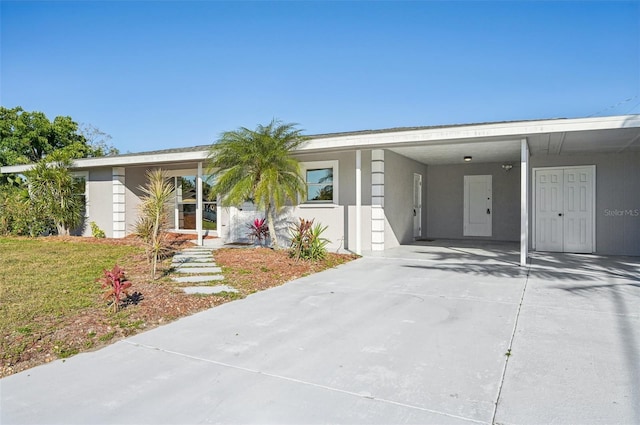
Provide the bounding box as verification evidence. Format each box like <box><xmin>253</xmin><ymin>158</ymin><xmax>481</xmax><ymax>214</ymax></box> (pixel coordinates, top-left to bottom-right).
<box><xmin>203</xmin><ymin>175</ymin><xmax>216</xmax><ymax>202</ymax></box>
<box><xmin>306</xmin><ymin>168</ymin><xmax>333</xmax><ymax>202</ymax></box>
<box><xmin>202</xmin><ymin>175</ymin><xmax>216</xmax><ymax>230</ymax></box>
<box><xmin>178</xmin><ymin>176</ymin><xmax>197</xmax><ymax>202</ymax></box>
<box><xmin>175</xmin><ymin>174</ymin><xmax>217</xmax><ymax>231</ymax></box>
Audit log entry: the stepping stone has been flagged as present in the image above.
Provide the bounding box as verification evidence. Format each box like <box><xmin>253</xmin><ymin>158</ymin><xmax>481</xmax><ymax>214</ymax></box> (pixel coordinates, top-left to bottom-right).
<box><xmin>182</xmin><ymin>285</ymin><xmax>238</xmax><ymax>295</ymax></box>
<box><xmin>174</xmin><ymin>252</ymin><xmax>212</xmax><ymax>257</ymax></box>
<box><xmin>171</xmin><ymin>262</ymin><xmax>218</xmax><ymax>268</ymax></box>
<box><xmin>172</xmin><ymin>275</ymin><xmax>224</xmax><ymax>283</ymax></box>
<box><xmin>175</xmin><ymin>267</ymin><xmax>222</xmax><ymax>274</ymax></box>
<box><xmin>181</xmin><ymin>248</ymin><xmax>213</xmax><ymax>252</ymax></box>
<box><xmin>172</xmin><ymin>256</ymin><xmax>214</xmax><ymax>262</ymax></box>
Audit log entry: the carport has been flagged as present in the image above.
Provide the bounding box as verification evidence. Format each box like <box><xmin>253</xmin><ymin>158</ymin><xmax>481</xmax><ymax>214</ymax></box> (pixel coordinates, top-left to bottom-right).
<box><xmin>302</xmin><ymin>115</ymin><xmax>640</xmax><ymax>265</ymax></box>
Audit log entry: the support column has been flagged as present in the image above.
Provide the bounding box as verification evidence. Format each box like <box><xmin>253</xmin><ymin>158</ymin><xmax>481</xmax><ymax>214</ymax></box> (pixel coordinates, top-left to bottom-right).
<box><xmin>371</xmin><ymin>149</ymin><xmax>385</xmax><ymax>251</ymax></box>
<box><xmin>355</xmin><ymin>150</ymin><xmax>362</xmax><ymax>255</ymax></box>
<box><xmin>520</xmin><ymin>139</ymin><xmax>529</xmax><ymax>266</ymax></box>
<box><xmin>112</xmin><ymin>167</ymin><xmax>126</xmax><ymax>238</ymax></box>
<box><xmin>197</xmin><ymin>162</ymin><xmax>203</xmax><ymax>246</ymax></box>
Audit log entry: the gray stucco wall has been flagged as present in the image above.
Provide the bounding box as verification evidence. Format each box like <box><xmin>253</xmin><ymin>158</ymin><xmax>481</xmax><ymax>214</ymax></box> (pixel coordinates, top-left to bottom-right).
<box><xmin>426</xmin><ymin>162</ymin><xmax>521</xmax><ymax>242</ymax></box>
<box><xmin>384</xmin><ymin>150</ymin><xmax>429</xmax><ymax>247</ymax></box>
<box><xmin>85</xmin><ymin>167</ymin><xmax>114</xmax><ymax>237</ymax></box>
<box><xmin>530</xmin><ymin>152</ymin><xmax>640</xmax><ymax>256</ymax></box>
<box><xmin>124</xmin><ymin>166</ymin><xmax>148</xmax><ymax>235</ymax></box>
<box><xmin>294</xmin><ymin>151</ymin><xmax>372</xmax><ymax>252</ymax></box>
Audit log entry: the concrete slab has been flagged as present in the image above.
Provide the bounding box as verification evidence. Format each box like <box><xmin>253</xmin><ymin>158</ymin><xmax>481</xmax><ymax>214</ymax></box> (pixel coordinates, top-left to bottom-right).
<box><xmin>131</xmin><ymin>272</ymin><xmax>519</xmax><ymax>423</ymax></box>
<box><xmin>174</xmin><ymin>267</ymin><xmax>222</xmax><ymax>274</ymax></box>
<box><xmin>173</xmin><ymin>252</ymin><xmax>213</xmax><ymax>258</ymax></box>
<box><xmin>182</xmin><ymin>285</ymin><xmax>238</xmax><ymax>294</ymax></box>
<box><xmin>170</xmin><ymin>261</ymin><xmax>217</xmax><ymax>268</ymax></box>
<box><xmin>171</xmin><ymin>256</ymin><xmax>214</xmax><ymax>263</ymax></box>
<box><xmin>0</xmin><ymin>340</ymin><xmax>471</xmax><ymax>425</ymax></box>
<box><xmin>172</xmin><ymin>275</ymin><xmax>224</xmax><ymax>283</ymax></box>
<box><xmin>494</xmin><ymin>304</ymin><xmax>640</xmax><ymax>425</ymax></box>
<box><xmin>179</xmin><ymin>250</ymin><xmax>213</xmax><ymax>255</ymax></box>
<box><xmin>493</xmin><ymin>252</ymin><xmax>640</xmax><ymax>425</ymax></box>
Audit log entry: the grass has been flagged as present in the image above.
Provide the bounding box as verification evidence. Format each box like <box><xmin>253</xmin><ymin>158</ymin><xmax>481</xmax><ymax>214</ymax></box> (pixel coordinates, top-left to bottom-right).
<box><xmin>0</xmin><ymin>237</ymin><xmax>142</xmax><ymax>362</ymax></box>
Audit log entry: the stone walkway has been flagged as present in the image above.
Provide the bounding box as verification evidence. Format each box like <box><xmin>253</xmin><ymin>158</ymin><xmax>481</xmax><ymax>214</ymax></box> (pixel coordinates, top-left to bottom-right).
<box><xmin>170</xmin><ymin>246</ymin><xmax>238</xmax><ymax>295</ymax></box>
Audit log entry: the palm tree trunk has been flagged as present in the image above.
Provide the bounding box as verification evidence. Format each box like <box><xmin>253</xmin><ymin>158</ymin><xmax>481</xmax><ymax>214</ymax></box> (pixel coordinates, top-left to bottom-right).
<box><xmin>266</xmin><ymin>203</ymin><xmax>278</xmax><ymax>248</ymax></box>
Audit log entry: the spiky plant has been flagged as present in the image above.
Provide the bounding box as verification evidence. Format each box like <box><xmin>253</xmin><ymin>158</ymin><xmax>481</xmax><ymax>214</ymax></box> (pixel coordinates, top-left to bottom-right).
<box><xmin>207</xmin><ymin>119</ymin><xmax>308</xmax><ymax>248</ymax></box>
<box><xmin>134</xmin><ymin>169</ymin><xmax>174</xmax><ymax>279</ymax></box>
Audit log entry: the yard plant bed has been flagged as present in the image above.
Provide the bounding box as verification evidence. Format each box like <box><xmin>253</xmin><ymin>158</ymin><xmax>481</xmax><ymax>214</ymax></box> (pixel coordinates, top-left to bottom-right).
<box><xmin>0</xmin><ymin>236</ymin><xmax>357</xmax><ymax>377</ymax></box>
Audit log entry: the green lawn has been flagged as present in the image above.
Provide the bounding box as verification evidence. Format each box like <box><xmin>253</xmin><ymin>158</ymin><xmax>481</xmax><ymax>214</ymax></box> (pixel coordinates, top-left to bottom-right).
<box><xmin>0</xmin><ymin>237</ymin><xmax>143</xmax><ymax>363</ymax></box>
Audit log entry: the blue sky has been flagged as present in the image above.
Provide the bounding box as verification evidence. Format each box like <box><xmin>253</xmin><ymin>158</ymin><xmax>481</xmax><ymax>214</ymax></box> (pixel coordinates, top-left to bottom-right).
<box><xmin>2</xmin><ymin>1</ymin><xmax>639</xmax><ymax>153</ymax></box>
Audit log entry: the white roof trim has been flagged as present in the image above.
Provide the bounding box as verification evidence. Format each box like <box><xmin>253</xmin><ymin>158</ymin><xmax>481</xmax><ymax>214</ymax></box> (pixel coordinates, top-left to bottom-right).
<box><xmin>1</xmin><ymin>150</ymin><xmax>210</xmax><ymax>174</ymax></box>
<box><xmin>299</xmin><ymin>115</ymin><xmax>640</xmax><ymax>152</ymax></box>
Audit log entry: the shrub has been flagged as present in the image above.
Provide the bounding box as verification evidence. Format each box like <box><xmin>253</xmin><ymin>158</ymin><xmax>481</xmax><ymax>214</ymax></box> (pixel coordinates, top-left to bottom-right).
<box><xmin>289</xmin><ymin>218</ymin><xmax>329</xmax><ymax>261</ymax></box>
<box><xmin>90</xmin><ymin>221</ymin><xmax>106</xmax><ymax>238</ymax></box>
<box><xmin>0</xmin><ymin>182</ymin><xmax>52</xmax><ymax>237</ymax></box>
<box><xmin>247</xmin><ymin>217</ymin><xmax>269</xmax><ymax>246</ymax></box>
<box><xmin>97</xmin><ymin>264</ymin><xmax>132</xmax><ymax>313</ymax></box>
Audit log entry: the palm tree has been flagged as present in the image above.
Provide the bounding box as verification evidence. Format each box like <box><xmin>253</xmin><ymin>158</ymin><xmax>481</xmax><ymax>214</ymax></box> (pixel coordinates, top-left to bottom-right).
<box><xmin>208</xmin><ymin>119</ymin><xmax>308</xmax><ymax>248</ymax></box>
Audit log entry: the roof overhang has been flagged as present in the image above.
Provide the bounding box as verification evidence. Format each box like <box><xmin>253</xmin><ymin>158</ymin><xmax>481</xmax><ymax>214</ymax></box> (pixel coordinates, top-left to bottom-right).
<box><xmin>1</xmin><ymin>149</ymin><xmax>210</xmax><ymax>174</ymax></box>
<box><xmin>299</xmin><ymin>115</ymin><xmax>640</xmax><ymax>152</ymax></box>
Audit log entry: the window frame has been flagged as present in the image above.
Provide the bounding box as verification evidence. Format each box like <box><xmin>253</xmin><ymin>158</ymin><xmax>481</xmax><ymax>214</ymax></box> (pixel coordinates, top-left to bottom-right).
<box><xmin>300</xmin><ymin>160</ymin><xmax>339</xmax><ymax>205</ymax></box>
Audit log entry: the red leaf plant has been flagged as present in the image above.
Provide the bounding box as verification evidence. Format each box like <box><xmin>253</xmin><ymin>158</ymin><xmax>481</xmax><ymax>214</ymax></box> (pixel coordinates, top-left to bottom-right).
<box><xmin>97</xmin><ymin>264</ymin><xmax>132</xmax><ymax>312</ymax></box>
<box><xmin>247</xmin><ymin>217</ymin><xmax>269</xmax><ymax>246</ymax></box>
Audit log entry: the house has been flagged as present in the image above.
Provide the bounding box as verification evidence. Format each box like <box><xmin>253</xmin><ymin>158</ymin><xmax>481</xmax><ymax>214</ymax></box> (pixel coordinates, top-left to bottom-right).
<box><xmin>2</xmin><ymin>115</ymin><xmax>639</xmax><ymax>265</ymax></box>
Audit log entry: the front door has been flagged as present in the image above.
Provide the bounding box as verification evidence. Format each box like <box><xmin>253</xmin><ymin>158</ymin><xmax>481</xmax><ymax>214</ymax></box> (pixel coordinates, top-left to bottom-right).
<box><xmin>413</xmin><ymin>173</ymin><xmax>422</xmax><ymax>238</ymax></box>
<box><xmin>535</xmin><ymin>166</ymin><xmax>594</xmax><ymax>253</ymax></box>
<box><xmin>463</xmin><ymin>175</ymin><xmax>492</xmax><ymax>237</ymax></box>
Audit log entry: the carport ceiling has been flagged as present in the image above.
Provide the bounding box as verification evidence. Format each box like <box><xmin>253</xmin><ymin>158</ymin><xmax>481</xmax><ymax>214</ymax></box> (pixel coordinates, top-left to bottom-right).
<box><xmin>527</xmin><ymin>128</ymin><xmax>640</xmax><ymax>155</ymax></box>
<box><xmin>390</xmin><ymin>140</ymin><xmax>521</xmax><ymax>165</ymax></box>
<box><xmin>390</xmin><ymin>126</ymin><xmax>640</xmax><ymax>165</ymax></box>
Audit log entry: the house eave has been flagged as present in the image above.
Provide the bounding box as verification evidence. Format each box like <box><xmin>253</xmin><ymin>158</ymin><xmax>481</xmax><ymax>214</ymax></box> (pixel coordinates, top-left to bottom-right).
<box><xmin>0</xmin><ymin>150</ymin><xmax>210</xmax><ymax>174</ymax></box>
<box><xmin>298</xmin><ymin>115</ymin><xmax>640</xmax><ymax>152</ymax></box>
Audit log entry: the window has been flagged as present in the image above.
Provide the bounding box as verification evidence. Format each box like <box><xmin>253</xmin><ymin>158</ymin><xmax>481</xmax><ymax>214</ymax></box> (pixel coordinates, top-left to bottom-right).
<box><xmin>301</xmin><ymin>160</ymin><xmax>338</xmax><ymax>204</ymax></box>
<box><xmin>72</xmin><ymin>171</ymin><xmax>89</xmax><ymax>219</ymax></box>
<box><xmin>174</xmin><ymin>174</ymin><xmax>217</xmax><ymax>231</ymax></box>
<box><xmin>307</xmin><ymin>168</ymin><xmax>333</xmax><ymax>202</ymax></box>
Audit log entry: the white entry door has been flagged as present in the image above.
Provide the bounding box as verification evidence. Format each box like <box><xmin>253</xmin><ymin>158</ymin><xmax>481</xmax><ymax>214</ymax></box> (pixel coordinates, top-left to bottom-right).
<box><xmin>413</xmin><ymin>173</ymin><xmax>422</xmax><ymax>238</ymax></box>
<box><xmin>463</xmin><ymin>175</ymin><xmax>492</xmax><ymax>237</ymax></box>
<box><xmin>535</xmin><ymin>166</ymin><xmax>594</xmax><ymax>253</ymax></box>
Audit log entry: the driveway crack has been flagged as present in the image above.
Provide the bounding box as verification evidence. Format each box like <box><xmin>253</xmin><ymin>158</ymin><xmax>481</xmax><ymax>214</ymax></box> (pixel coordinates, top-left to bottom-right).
<box><xmin>124</xmin><ymin>340</ymin><xmax>488</xmax><ymax>424</ymax></box>
<box><xmin>491</xmin><ymin>262</ymin><xmax>531</xmax><ymax>424</ymax></box>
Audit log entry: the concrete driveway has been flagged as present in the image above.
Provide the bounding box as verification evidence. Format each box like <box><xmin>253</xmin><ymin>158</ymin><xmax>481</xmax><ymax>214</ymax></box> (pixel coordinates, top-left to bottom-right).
<box><xmin>2</xmin><ymin>242</ymin><xmax>639</xmax><ymax>424</ymax></box>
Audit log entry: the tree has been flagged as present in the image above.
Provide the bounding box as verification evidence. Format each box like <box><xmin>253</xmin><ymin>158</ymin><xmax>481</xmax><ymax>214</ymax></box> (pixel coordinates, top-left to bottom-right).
<box><xmin>208</xmin><ymin>119</ymin><xmax>308</xmax><ymax>247</ymax></box>
<box><xmin>79</xmin><ymin>123</ymin><xmax>119</xmax><ymax>157</ymax></box>
<box><xmin>25</xmin><ymin>153</ymin><xmax>85</xmax><ymax>236</ymax></box>
<box><xmin>0</xmin><ymin>106</ymin><xmax>117</xmax><ymax>167</ymax></box>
